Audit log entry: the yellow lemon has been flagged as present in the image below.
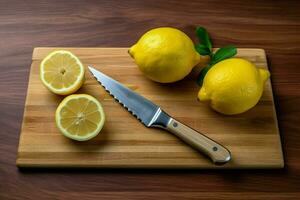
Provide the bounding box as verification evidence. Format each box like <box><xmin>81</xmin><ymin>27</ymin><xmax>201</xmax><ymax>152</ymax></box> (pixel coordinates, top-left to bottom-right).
<box><xmin>55</xmin><ymin>94</ymin><xmax>105</xmax><ymax>141</ymax></box>
<box><xmin>129</xmin><ymin>27</ymin><xmax>200</xmax><ymax>83</ymax></box>
<box><xmin>198</xmin><ymin>58</ymin><xmax>270</xmax><ymax>115</ymax></box>
<box><xmin>40</xmin><ymin>50</ymin><xmax>85</xmax><ymax>95</ymax></box>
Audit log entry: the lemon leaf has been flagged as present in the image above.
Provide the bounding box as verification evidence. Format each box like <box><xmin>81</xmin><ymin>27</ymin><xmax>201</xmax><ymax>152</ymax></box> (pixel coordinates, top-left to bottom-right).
<box><xmin>196</xmin><ymin>63</ymin><xmax>213</xmax><ymax>85</ymax></box>
<box><xmin>195</xmin><ymin>44</ymin><xmax>211</xmax><ymax>55</ymax></box>
<box><xmin>212</xmin><ymin>46</ymin><xmax>237</xmax><ymax>63</ymax></box>
<box><xmin>196</xmin><ymin>27</ymin><xmax>212</xmax><ymax>52</ymax></box>
<box><xmin>195</xmin><ymin>27</ymin><xmax>237</xmax><ymax>86</ymax></box>
<box><xmin>196</xmin><ymin>46</ymin><xmax>237</xmax><ymax>85</ymax></box>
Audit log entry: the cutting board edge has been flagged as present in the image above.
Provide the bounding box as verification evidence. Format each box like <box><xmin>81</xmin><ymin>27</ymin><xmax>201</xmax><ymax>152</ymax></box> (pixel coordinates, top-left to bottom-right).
<box><xmin>268</xmin><ymin>82</ymin><xmax>285</xmax><ymax>168</ymax></box>
<box><xmin>31</xmin><ymin>47</ymin><xmax>267</xmax><ymax>60</ymax></box>
<box><xmin>32</xmin><ymin>47</ymin><xmax>131</xmax><ymax>60</ymax></box>
<box><xmin>17</xmin><ymin>47</ymin><xmax>284</xmax><ymax>169</ymax></box>
<box><xmin>17</xmin><ymin>61</ymin><xmax>36</xmax><ymax>166</ymax></box>
<box><xmin>16</xmin><ymin>160</ymin><xmax>284</xmax><ymax>169</ymax></box>
<box><xmin>261</xmin><ymin>51</ymin><xmax>285</xmax><ymax>168</ymax></box>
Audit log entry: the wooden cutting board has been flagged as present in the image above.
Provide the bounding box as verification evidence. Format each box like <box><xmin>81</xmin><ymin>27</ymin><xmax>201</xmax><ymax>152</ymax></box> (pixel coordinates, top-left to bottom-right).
<box><xmin>17</xmin><ymin>47</ymin><xmax>284</xmax><ymax>168</ymax></box>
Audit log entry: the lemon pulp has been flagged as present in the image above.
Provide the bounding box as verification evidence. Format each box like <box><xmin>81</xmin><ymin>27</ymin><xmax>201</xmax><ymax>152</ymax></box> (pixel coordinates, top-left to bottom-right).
<box><xmin>40</xmin><ymin>50</ymin><xmax>85</xmax><ymax>95</ymax></box>
<box><xmin>55</xmin><ymin>94</ymin><xmax>105</xmax><ymax>141</ymax></box>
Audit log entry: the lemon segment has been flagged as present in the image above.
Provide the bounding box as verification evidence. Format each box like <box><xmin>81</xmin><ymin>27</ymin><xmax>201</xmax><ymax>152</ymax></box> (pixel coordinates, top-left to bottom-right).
<box><xmin>198</xmin><ymin>58</ymin><xmax>270</xmax><ymax>115</ymax></box>
<box><xmin>129</xmin><ymin>27</ymin><xmax>200</xmax><ymax>83</ymax></box>
<box><xmin>55</xmin><ymin>94</ymin><xmax>105</xmax><ymax>141</ymax></box>
<box><xmin>40</xmin><ymin>50</ymin><xmax>85</xmax><ymax>95</ymax></box>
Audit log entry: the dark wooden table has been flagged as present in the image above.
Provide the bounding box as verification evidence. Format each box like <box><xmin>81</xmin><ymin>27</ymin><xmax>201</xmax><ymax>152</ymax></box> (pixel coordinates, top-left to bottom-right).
<box><xmin>1</xmin><ymin>0</ymin><xmax>300</xmax><ymax>199</ymax></box>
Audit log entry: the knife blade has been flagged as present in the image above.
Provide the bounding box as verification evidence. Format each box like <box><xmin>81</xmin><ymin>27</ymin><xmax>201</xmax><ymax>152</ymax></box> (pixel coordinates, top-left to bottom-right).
<box><xmin>88</xmin><ymin>66</ymin><xmax>231</xmax><ymax>164</ymax></box>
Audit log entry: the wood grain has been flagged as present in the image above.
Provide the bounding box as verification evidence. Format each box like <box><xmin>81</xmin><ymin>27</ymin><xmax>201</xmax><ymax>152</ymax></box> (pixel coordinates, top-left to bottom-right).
<box><xmin>1</xmin><ymin>0</ymin><xmax>300</xmax><ymax>199</ymax></box>
<box><xmin>165</xmin><ymin>118</ymin><xmax>231</xmax><ymax>164</ymax></box>
<box><xmin>16</xmin><ymin>47</ymin><xmax>283</xmax><ymax>169</ymax></box>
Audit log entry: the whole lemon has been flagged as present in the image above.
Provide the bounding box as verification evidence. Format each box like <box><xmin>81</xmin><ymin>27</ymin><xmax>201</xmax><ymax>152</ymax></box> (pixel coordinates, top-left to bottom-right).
<box><xmin>198</xmin><ymin>58</ymin><xmax>270</xmax><ymax>115</ymax></box>
<box><xmin>129</xmin><ymin>27</ymin><xmax>200</xmax><ymax>83</ymax></box>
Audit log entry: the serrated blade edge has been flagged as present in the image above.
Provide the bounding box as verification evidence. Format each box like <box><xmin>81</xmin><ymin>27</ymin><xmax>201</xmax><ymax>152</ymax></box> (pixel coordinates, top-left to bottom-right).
<box><xmin>88</xmin><ymin>66</ymin><xmax>161</xmax><ymax>127</ymax></box>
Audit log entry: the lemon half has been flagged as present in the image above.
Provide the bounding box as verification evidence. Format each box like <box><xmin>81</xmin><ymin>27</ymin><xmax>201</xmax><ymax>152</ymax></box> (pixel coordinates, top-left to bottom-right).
<box><xmin>40</xmin><ymin>50</ymin><xmax>85</xmax><ymax>95</ymax></box>
<box><xmin>55</xmin><ymin>94</ymin><xmax>105</xmax><ymax>141</ymax></box>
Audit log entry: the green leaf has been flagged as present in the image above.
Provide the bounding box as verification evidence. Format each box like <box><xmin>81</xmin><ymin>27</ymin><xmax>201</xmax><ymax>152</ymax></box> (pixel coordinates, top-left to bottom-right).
<box><xmin>197</xmin><ymin>46</ymin><xmax>237</xmax><ymax>85</ymax></box>
<box><xmin>212</xmin><ymin>45</ymin><xmax>237</xmax><ymax>64</ymax></box>
<box><xmin>196</xmin><ymin>63</ymin><xmax>213</xmax><ymax>85</ymax></box>
<box><xmin>196</xmin><ymin>27</ymin><xmax>212</xmax><ymax>52</ymax></box>
<box><xmin>195</xmin><ymin>44</ymin><xmax>211</xmax><ymax>55</ymax></box>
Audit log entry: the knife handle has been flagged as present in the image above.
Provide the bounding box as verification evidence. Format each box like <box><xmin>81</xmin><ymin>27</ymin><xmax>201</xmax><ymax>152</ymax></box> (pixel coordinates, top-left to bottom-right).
<box><xmin>166</xmin><ymin>118</ymin><xmax>231</xmax><ymax>164</ymax></box>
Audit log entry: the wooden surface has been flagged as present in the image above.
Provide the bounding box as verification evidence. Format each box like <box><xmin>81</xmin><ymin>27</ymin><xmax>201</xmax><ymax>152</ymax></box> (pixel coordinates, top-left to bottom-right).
<box><xmin>17</xmin><ymin>47</ymin><xmax>283</xmax><ymax>169</ymax></box>
<box><xmin>1</xmin><ymin>0</ymin><xmax>300</xmax><ymax>199</ymax></box>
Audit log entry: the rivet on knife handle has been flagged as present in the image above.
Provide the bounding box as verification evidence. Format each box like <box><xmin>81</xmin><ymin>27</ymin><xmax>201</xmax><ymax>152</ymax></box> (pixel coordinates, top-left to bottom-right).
<box><xmin>88</xmin><ymin>66</ymin><xmax>231</xmax><ymax>165</ymax></box>
<box><xmin>166</xmin><ymin>118</ymin><xmax>231</xmax><ymax>164</ymax></box>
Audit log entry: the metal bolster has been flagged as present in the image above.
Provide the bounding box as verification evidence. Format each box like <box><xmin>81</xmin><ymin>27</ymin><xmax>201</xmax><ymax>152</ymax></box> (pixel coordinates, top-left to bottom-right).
<box><xmin>148</xmin><ymin>108</ymin><xmax>171</xmax><ymax>128</ymax></box>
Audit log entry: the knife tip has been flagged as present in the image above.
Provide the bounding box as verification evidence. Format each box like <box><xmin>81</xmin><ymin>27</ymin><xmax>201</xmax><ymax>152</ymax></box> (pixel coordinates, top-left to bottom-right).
<box><xmin>87</xmin><ymin>65</ymin><xmax>94</xmax><ymax>71</ymax></box>
<box><xmin>88</xmin><ymin>66</ymin><xmax>99</xmax><ymax>76</ymax></box>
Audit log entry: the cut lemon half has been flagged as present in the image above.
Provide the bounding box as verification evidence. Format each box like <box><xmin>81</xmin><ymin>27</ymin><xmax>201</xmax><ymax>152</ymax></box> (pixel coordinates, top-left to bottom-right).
<box><xmin>55</xmin><ymin>94</ymin><xmax>105</xmax><ymax>141</ymax></box>
<box><xmin>40</xmin><ymin>50</ymin><xmax>85</xmax><ymax>95</ymax></box>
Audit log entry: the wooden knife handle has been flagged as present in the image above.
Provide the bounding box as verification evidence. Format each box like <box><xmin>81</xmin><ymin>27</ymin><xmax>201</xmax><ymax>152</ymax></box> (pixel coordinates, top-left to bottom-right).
<box><xmin>166</xmin><ymin>118</ymin><xmax>231</xmax><ymax>164</ymax></box>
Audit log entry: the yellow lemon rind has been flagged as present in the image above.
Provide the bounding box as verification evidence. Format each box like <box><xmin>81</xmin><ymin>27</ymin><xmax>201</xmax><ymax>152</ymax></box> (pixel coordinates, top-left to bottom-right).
<box><xmin>55</xmin><ymin>94</ymin><xmax>105</xmax><ymax>141</ymax></box>
<box><xmin>40</xmin><ymin>50</ymin><xmax>85</xmax><ymax>95</ymax></box>
<box><xmin>129</xmin><ymin>27</ymin><xmax>201</xmax><ymax>83</ymax></box>
<box><xmin>198</xmin><ymin>58</ymin><xmax>270</xmax><ymax>115</ymax></box>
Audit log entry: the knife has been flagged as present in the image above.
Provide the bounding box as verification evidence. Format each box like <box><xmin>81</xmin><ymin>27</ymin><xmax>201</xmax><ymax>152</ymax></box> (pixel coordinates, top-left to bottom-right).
<box><xmin>88</xmin><ymin>66</ymin><xmax>231</xmax><ymax>164</ymax></box>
